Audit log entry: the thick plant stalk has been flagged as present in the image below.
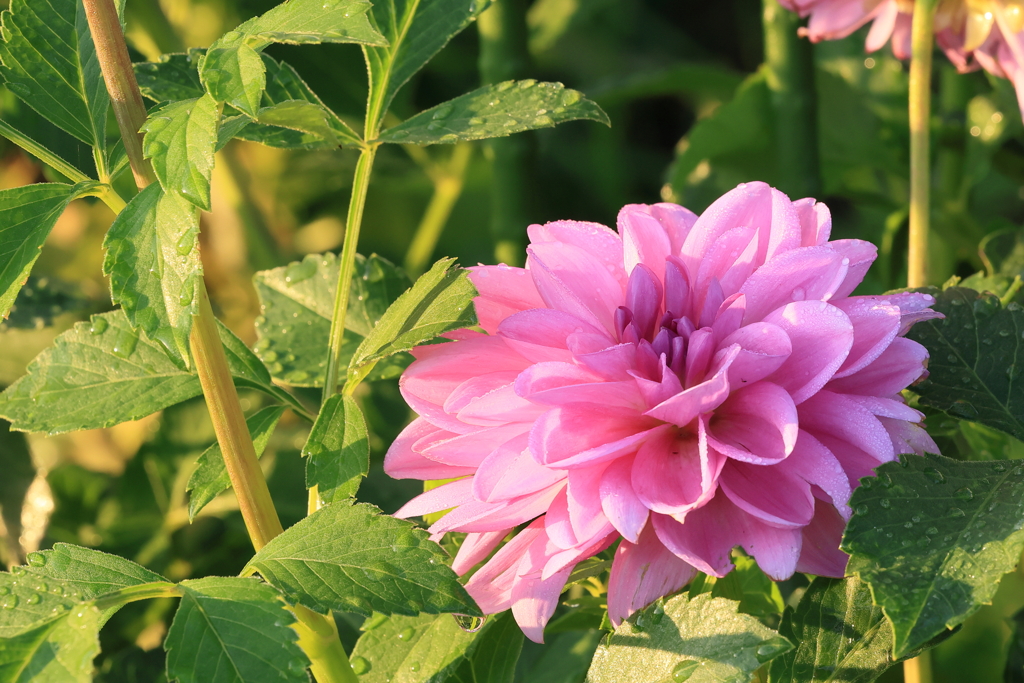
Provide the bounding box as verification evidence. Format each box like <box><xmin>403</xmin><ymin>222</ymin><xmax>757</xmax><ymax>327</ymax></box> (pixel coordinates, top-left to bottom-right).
<box><xmin>84</xmin><ymin>4</ymin><xmax>356</xmax><ymax>681</ymax></box>
<box><xmin>478</xmin><ymin>0</ymin><xmax>533</xmax><ymax>266</ymax></box>
<box><xmin>762</xmin><ymin>0</ymin><xmax>820</xmax><ymax>198</ymax></box>
<box><xmin>907</xmin><ymin>0</ymin><xmax>939</xmax><ymax>288</ymax></box>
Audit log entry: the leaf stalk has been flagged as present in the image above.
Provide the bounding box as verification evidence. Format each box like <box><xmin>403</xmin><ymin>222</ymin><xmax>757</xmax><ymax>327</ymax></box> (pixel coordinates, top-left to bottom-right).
<box><xmin>907</xmin><ymin>0</ymin><xmax>938</xmax><ymax>288</ymax></box>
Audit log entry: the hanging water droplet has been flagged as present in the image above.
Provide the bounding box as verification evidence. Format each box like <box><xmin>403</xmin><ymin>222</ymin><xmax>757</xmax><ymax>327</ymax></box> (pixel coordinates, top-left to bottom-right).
<box><xmin>350</xmin><ymin>656</ymin><xmax>371</xmax><ymax>675</ymax></box>
<box><xmin>671</xmin><ymin>660</ymin><xmax>700</xmax><ymax>682</ymax></box>
<box><xmin>453</xmin><ymin>613</ymin><xmax>486</xmax><ymax>632</ymax></box>
<box><xmin>955</xmin><ymin>487</ymin><xmax>974</xmax><ymax>501</ymax></box>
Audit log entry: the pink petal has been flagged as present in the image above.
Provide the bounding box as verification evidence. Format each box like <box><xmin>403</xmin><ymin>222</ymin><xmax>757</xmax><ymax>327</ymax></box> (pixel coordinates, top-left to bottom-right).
<box><xmin>739</xmin><ymin>246</ymin><xmax>849</xmax><ymax>323</ymax></box>
<box><xmin>527</xmin><ymin>220</ymin><xmax>627</xmax><ymax>290</ymax></box>
<box><xmin>607</xmin><ymin>525</ymin><xmax>697</xmax><ymax>626</ymax></box>
<box><xmin>626</xmin><ymin>264</ymin><xmax>664</xmax><ymax>339</ymax></box>
<box><xmin>456</xmin><ymin>384</ymin><xmax>545</xmax><ymax>426</ymax></box>
<box><xmin>829</xmin><ymin>239</ymin><xmax>878</xmax><ymax>298</ymax></box>
<box><xmin>571</xmin><ymin>340</ymin><xmax>637</xmax><ymax>380</ymax></box>
<box><xmin>530</xmin><ymin>406</ymin><xmax>660</xmax><ymax>468</ymax></box>
<box><xmin>599</xmin><ymin>456</ymin><xmax>650</xmax><ymax>543</ymax></box>
<box><xmin>694</xmin><ymin>226</ymin><xmax>758</xmax><ymax>306</ymax></box>
<box><xmin>775</xmin><ymin>430</ymin><xmax>852</xmax><ymax>518</ymax></box>
<box><xmin>825</xmin><ymin>337</ymin><xmax>928</xmax><ymax>396</ymax></box>
<box><xmin>473</xmin><ymin>433</ymin><xmax>566</xmax><ymax>503</ymax></box>
<box><xmin>763</xmin><ymin>301</ymin><xmax>854</xmax><ymax>404</ymax></box>
<box><xmin>542</xmin><ymin>530</ymin><xmax>616</xmax><ymax>580</ymax></box>
<box><xmin>865</xmin><ymin>0</ymin><xmax>900</xmax><ymax>52</ymax></box>
<box><xmin>846</xmin><ymin>395</ymin><xmax>922</xmax><ymax>422</ymax></box>
<box><xmin>649</xmin><ymin>203</ymin><xmax>698</xmax><ymax>254</ymax></box>
<box><xmin>664</xmin><ymin>257</ymin><xmax>692</xmax><ymax>319</ymax></box>
<box><xmin>684</xmin><ymin>327</ymin><xmax>716</xmax><ymax>388</ymax></box>
<box><xmin>632</xmin><ymin>421</ymin><xmax>723</xmax><ymax>515</ymax></box>
<box><xmin>516</xmin><ymin>362</ymin><xmax>646</xmax><ymax>411</ymax></box>
<box><xmin>444</xmin><ymin>372</ymin><xmax>520</xmax><ymax>414</ymax></box>
<box><xmin>385</xmin><ymin>418</ymin><xmax>477</xmax><ymax>479</ymax></box>
<box><xmin>831</xmin><ymin>298</ymin><xmax>901</xmax><ymax>378</ymax></box>
<box><xmin>619</xmin><ymin>205</ymin><xmax>672</xmax><ymax>282</ymax></box>
<box><xmin>394</xmin><ymin>477</ymin><xmax>475</xmax><ymax>518</ymax></box>
<box><xmin>719</xmin><ymin>322</ymin><xmax>793</xmax><ymax>387</ymax></box>
<box><xmin>528</xmin><ymin>242</ymin><xmax>624</xmax><ymax>335</ymax></box>
<box><xmin>799</xmin><ymin>390</ymin><xmax>895</xmax><ymax>485</ymax></box>
<box><xmin>452</xmin><ymin>529</ymin><xmax>510</xmax><ymax>575</ymax></box>
<box><xmin>418</xmin><ymin>423</ymin><xmax>530</xmax><ymax>468</ymax></box>
<box><xmin>645</xmin><ymin>345</ymin><xmax>740</xmax><ymax>427</ymax></box>
<box><xmin>465</xmin><ymin>520</ymin><xmax>545</xmax><ymax>613</ymax></box>
<box><xmin>468</xmin><ymin>264</ymin><xmax>545</xmax><ymax>334</ymax></box>
<box><xmin>707</xmin><ymin>381</ymin><xmax>799</xmax><ymax>464</ymax></box>
<box><xmin>511</xmin><ymin>565</ymin><xmax>573</xmax><ymax>644</ymax></box>
<box><xmin>567</xmin><ymin>465</ymin><xmax>613</xmax><ymax>544</ymax></box>
<box><xmin>805</xmin><ymin>0</ymin><xmax>885</xmax><ymax>41</ymax></box>
<box><xmin>720</xmin><ymin>458</ymin><xmax>815</xmax><ymax>528</ymax></box>
<box><xmin>429</xmin><ymin>484</ymin><xmax>563</xmax><ymax>534</ymax></box>
<box><xmin>793</xmin><ymin>197</ymin><xmax>831</xmax><ymax>246</ymax></box>
<box><xmin>794</xmin><ymin>500</ymin><xmax>849</xmax><ymax>577</ymax></box>
<box><xmin>544</xmin><ymin>487</ymin><xmax>577</xmax><ymax>549</ymax></box>
<box><xmin>651</xmin><ymin>501</ymin><xmax>735</xmax><ymax>577</ymax></box>
<box><xmin>881</xmin><ymin>417</ymin><xmax>939</xmax><ymax>456</ymax></box>
<box><xmin>497</xmin><ymin>308</ymin><xmax>605</xmax><ymax>363</ymax></box>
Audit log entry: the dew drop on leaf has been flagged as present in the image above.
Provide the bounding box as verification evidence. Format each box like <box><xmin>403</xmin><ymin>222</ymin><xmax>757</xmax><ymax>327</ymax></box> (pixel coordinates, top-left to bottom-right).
<box><xmin>26</xmin><ymin>552</ymin><xmax>45</xmax><ymax>567</ymax></box>
<box><xmin>671</xmin><ymin>660</ymin><xmax>700</xmax><ymax>681</ymax></box>
<box><xmin>1</xmin><ymin>594</ymin><xmax>18</xmax><ymax>609</ymax></box>
<box><xmin>0</xmin><ymin>586</ymin><xmax>9</xmax><ymax>596</ymax></box>
<box><xmin>397</xmin><ymin>627</ymin><xmax>415</xmax><ymax>640</ymax></box>
<box><xmin>949</xmin><ymin>507</ymin><xmax>966</xmax><ymax>517</ymax></box>
<box><xmin>755</xmin><ymin>636</ymin><xmax>792</xmax><ymax>662</ymax></box>
<box><xmin>497</xmin><ymin>80</ymin><xmax>514</xmax><ymax>92</ymax></box>
<box><xmin>879</xmin><ymin>499</ymin><xmax>891</xmax><ymax>509</ymax></box>
<box><xmin>89</xmin><ymin>316</ymin><xmax>109</xmax><ymax>335</ymax></box>
<box><xmin>955</xmin><ymin>487</ymin><xmax>974</xmax><ymax>501</ymax></box>
<box><xmin>923</xmin><ymin>467</ymin><xmax>945</xmax><ymax>484</ymax></box>
<box><xmin>468</xmin><ymin>117</ymin><xmax>484</xmax><ymax>125</ymax></box>
<box><xmin>26</xmin><ymin>593</ymin><xmax>40</xmax><ymax>605</ymax></box>
<box><xmin>561</xmin><ymin>89</ymin><xmax>581</xmax><ymax>106</ymax></box>
<box><xmin>431</xmin><ymin>105</ymin><xmax>454</xmax><ymax>120</ymax></box>
<box><xmin>409</xmin><ymin>662</ymin><xmax>421</xmax><ymax>672</ymax></box>
<box><xmin>350</xmin><ymin>656</ymin><xmax>370</xmax><ymax>675</ymax></box>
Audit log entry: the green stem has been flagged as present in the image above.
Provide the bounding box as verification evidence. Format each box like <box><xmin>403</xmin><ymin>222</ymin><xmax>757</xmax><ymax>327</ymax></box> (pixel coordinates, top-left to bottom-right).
<box><xmin>293</xmin><ymin>605</ymin><xmax>359</xmax><ymax>683</ymax></box>
<box><xmin>403</xmin><ymin>143</ymin><xmax>472</xmax><ymax>276</ymax></box>
<box><xmin>0</xmin><ymin>119</ymin><xmax>92</xmax><ymax>184</ymax></box>
<box><xmin>907</xmin><ymin>0</ymin><xmax>938</xmax><ymax>288</ymax></box>
<box><xmin>1002</xmin><ymin>276</ymin><xmax>1023</xmax><ymax>306</ymax></box>
<box><xmin>478</xmin><ymin>0</ymin><xmax>533</xmax><ymax>266</ymax></box>
<box><xmin>93</xmin><ymin>582</ymin><xmax>180</xmax><ymax>611</ymax></box>
<box><xmin>904</xmin><ymin>650</ymin><xmax>933</xmax><ymax>683</ymax></box>
<box><xmin>762</xmin><ymin>0</ymin><xmax>820</xmax><ymax>198</ymax></box>
<box><xmin>322</xmin><ymin>145</ymin><xmax>377</xmax><ymax>401</ymax></box>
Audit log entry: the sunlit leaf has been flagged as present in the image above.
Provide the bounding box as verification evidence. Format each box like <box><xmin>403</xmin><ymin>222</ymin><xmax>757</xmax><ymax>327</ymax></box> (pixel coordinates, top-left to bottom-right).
<box><xmin>841</xmin><ymin>453</ymin><xmax>1024</xmax><ymax>657</ymax></box>
<box><xmin>350</xmin><ymin>613</ymin><xmax>483</xmax><ymax>683</ymax></box>
<box><xmin>0</xmin><ymin>0</ymin><xmax>108</xmax><ymax>148</ymax></box>
<box><xmin>200</xmin><ymin>40</ymin><xmax>266</xmax><ymax>118</ymax></box>
<box><xmin>187</xmin><ymin>405</ymin><xmax>286</xmax><ymax>520</ymax></box>
<box><xmin>164</xmin><ymin>577</ymin><xmax>308</xmax><ymax>683</ymax></box>
<box><xmin>233</xmin><ymin>0</ymin><xmax>384</xmax><ymax>49</ymax></box>
<box><xmin>244</xmin><ymin>501</ymin><xmax>479</xmax><ymax>617</ymax></box>
<box><xmin>346</xmin><ymin>258</ymin><xmax>476</xmax><ymax>383</ymax></box>
<box><xmin>304</xmin><ymin>394</ymin><xmax>368</xmax><ymax>503</ymax></box>
<box><xmin>254</xmin><ymin>252</ymin><xmax>411</xmax><ymax>387</ymax></box>
<box><xmin>0</xmin><ymin>606</ymin><xmax>101</xmax><ymax>683</ymax></box>
<box><xmin>377</xmin><ymin>80</ymin><xmax>609</xmax><ymax>145</ymax></box>
<box><xmin>134</xmin><ymin>50</ymin><xmax>205</xmax><ymax>102</ymax></box>
<box><xmin>102</xmin><ymin>183</ymin><xmax>203</xmax><ymax>362</ymax></box>
<box><xmin>141</xmin><ymin>94</ymin><xmax>219</xmax><ymax>210</ymax></box>
<box><xmin>0</xmin><ymin>182</ymin><xmax>94</xmax><ymax>320</ymax></box>
<box><xmin>586</xmin><ymin>593</ymin><xmax>792</xmax><ymax>683</ymax></box>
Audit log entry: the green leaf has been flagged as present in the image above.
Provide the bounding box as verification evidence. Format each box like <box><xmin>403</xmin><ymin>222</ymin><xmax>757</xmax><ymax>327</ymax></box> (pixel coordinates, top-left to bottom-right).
<box><xmin>0</xmin><ymin>605</ymin><xmax>101</xmax><ymax>683</ymax></box>
<box><xmin>466</xmin><ymin>611</ymin><xmax>523</xmax><ymax>683</ymax></box>
<box><xmin>524</xmin><ymin>631</ymin><xmax>603</xmax><ymax>683</ymax></box>
<box><xmin>134</xmin><ymin>50</ymin><xmax>206</xmax><ymax>102</ymax></box>
<box><xmin>350</xmin><ymin>613</ymin><xmax>483</xmax><ymax>683</ymax></box>
<box><xmin>346</xmin><ymin>257</ymin><xmax>476</xmax><ymax>382</ymax></box>
<box><xmin>187</xmin><ymin>405</ymin><xmax>286</xmax><ymax>520</ymax></box>
<box><xmin>689</xmin><ymin>553</ymin><xmax>784</xmax><ymax>619</ymax></box>
<box><xmin>586</xmin><ymin>593</ymin><xmax>792</xmax><ymax>683</ymax></box>
<box><xmin>200</xmin><ymin>40</ymin><xmax>266</xmax><ymax>118</ymax></box>
<box><xmin>164</xmin><ymin>576</ymin><xmax>308</xmax><ymax>683</ymax></box>
<box><xmin>0</xmin><ymin>543</ymin><xmax>168</xmax><ymax>638</ymax></box>
<box><xmin>0</xmin><ymin>311</ymin><xmax>203</xmax><ymax>434</ymax></box>
<box><xmin>365</xmin><ymin>0</ymin><xmax>489</xmax><ymax>123</ymax></box>
<box><xmin>0</xmin><ymin>182</ymin><xmax>92</xmax><ymax>320</ymax></box>
<box><xmin>304</xmin><ymin>394</ymin><xmax>368</xmax><ymax>503</ymax></box>
<box><xmin>377</xmin><ymin>80</ymin><xmax>609</xmax><ymax>145</ymax></box>
<box><xmin>767</xmin><ymin>577</ymin><xmax>909</xmax><ymax>683</ymax></box>
<box><xmin>141</xmin><ymin>94</ymin><xmax>219</xmax><ymax>210</ymax></box>
<box><xmin>102</xmin><ymin>183</ymin><xmax>203</xmax><ymax>361</ymax></box>
<box><xmin>906</xmin><ymin>287</ymin><xmax>1024</xmax><ymax>438</ymax></box>
<box><xmin>254</xmin><ymin>55</ymin><xmax>359</xmax><ymax>146</ymax></box>
<box><xmin>253</xmin><ymin>252</ymin><xmax>411</xmax><ymax>387</ymax></box>
<box><xmin>244</xmin><ymin>501</ymin><xmax>479</xmax><ymax>617</ymax></box>
<box><xmin>255</xmin><ymin>100</ymin><xmax>338</xmax><ymax>146</ymax></box>
<box><xmin>0</xmin><ymin>0</ymin><xmax>108</xmax><ymax>148</ymax></box>
<box><xmin>841</xmin><ymin>453</ymin><xmax>1024</xmax><ymax>657</ymax></box>
<box><xmin>234</xmin><ymin>0</ymin><xmax>385</xmax><ymax>49</ymax></box>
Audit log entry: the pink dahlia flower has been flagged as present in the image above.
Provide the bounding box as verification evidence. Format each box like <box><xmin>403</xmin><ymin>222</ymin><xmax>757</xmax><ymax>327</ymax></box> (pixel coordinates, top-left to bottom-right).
<box><xmin>780</xmin><ymin>0</ymin><xmax>1024</xmax><ymax>117</ymax></box>
<box><xmin>385</xmin><ymin>182</ymin><xmax>940</xmax><ymax>642</ymax></box>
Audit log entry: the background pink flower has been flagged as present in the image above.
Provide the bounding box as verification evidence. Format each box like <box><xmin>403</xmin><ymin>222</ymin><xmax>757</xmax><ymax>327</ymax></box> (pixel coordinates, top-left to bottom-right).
<box><xmin>384</xmin><ymin>181</ymin><xmax>939</xmax><ymax>642</ymax></box>
<box><xmin>780</xmin><ymin>0</ymin><xmax>1024</xmax><ymax>117</ymax></box>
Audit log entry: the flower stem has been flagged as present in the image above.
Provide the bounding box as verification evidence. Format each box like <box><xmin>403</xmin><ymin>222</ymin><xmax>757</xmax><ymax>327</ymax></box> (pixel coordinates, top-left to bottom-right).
<box><xmin>93</xmin><ymin>582</ymin><xmax>181</xmax><ymax>611</ymax></box>
<box><xmin>403</xmin><ymin>143</ymin><xmax>472</xmax><ymax>276</ymax></box>
<box><xmin>907</xmin><ymin>0</ymin><xmax>938</xmax><ymax>288</ymax></box>
<box><xmin>762</xmin><ymin>0</ymin><xmax>820</xmax><ymax>198</ymax></box>
<box><xmin>322</xmin><ymin>145</ymin><xmax>377</xmax><ymax>403</ymax></box>
<box><xmin>904</xmin><ymin>650</ymin><xmax>934</xmax><ymax>683</ymax></box>
<box><xmin>478</xmin><ymin>0</ymin><xmax>533</xmax><ymax>266</ymax></box>
<box><xmin>292</xmin><ymin>604</ymin><xmax>359</xmax><ymax>683</ymax></box>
